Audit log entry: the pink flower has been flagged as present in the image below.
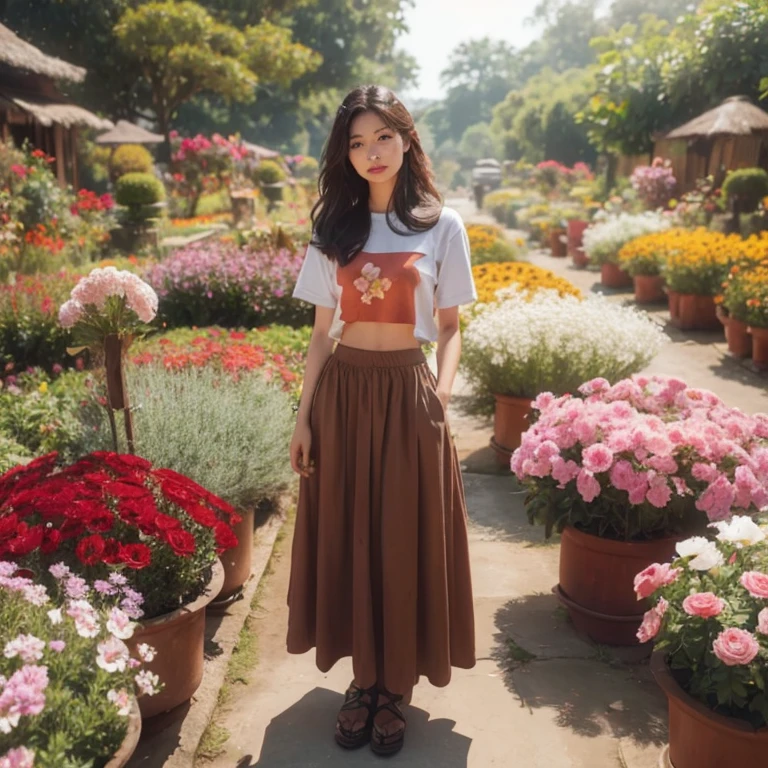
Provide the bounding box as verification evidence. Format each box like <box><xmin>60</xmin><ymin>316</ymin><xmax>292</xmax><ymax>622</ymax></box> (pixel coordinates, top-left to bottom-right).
<box><xmin>582</xmin><ymin>444</ymin><xmax>613</xmax><ymax>474</ymax></box>
<box><xmin>712</xmin><ymin>628</ymin><xmax>760</xmax><ymax>666</ymax></box>
<box><xmin>578</xmin><ymin>377</ymin><xmax>610</xmax><ymax>397</ymax></box>
<box><xmin>551</xmin><ymin>457</ymin><xmax>580</xmax><ymax>486</ymax></box>
<box><xmin>633</xmin><ymin>563</ymin><xmax>680</xmax><ymax>599</ymax></box>
<box><xmin>58</xmin><ymin>299</ymin><xmax>84</xmax><ymax>328</ymax></box>
<box><xmin>637</xmin><ymin>598</ymin><xmax>668</xmax><ymax>643</ymax></box>
<box><xmin>682</xmin><ymin>592</ymin><xmax>725</xmax><ymax>618</ymax></box>
<box><xmin>576</xmin><ymin>469</ymin><xmax>601</xmax><ymax>502</ymax></box>
<box><xmin>756</xmin><ymin>608</ymin><xmax>768</xmax><ymax>636</ymax></box>
<box><xmin>48</xmin><ymin>640</ymin><xmax>66</xmax><ymax>653</ymax></box>
<box><xmin>740</xmin><ymin>571</ymin><xmax>768</xmax><ymax>599</ymax></box>
<box><xmin>0</xmin><ymin>746</ymin><xmax>35</xmax><ymax>768</ymax></box>
<box><xmin>646</xmin><ymin>475</ymin><xmax>672</xmax><ymax>508</ymax></box>
<box><xmin>3</xmin><ymin>635</ymin><xmax>45</xmax><ymax>664</ymax></box>
<box><xmin>695</xmin><ymin>475</ymin><xmax>736</xmax><ymax>522</ymax></box>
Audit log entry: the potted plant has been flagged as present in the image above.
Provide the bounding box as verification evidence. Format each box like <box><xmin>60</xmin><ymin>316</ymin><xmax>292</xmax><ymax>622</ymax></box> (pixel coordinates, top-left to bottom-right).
<box><xmin>111</xmin><ymin>173</ymin><xmax>165</xmax><ymax>253</ymax></box>
<box><xmin>461</xmin><ymin>289</ymin><xmax>665</xmax><ymax>467</ymax></box>
<box><xmin>722</xmin><ymin>261</ymin><xmax>768</xmax><ymax>368</ymax></box>
<box><xmin>511</xmin><ymin>376</ymin><xmax>768</xmax><ymax>645</ymax></box>
<box><xmin>0</xmin><ymin>561</ymin><xmax>160</xmax><ymax>766</ymax></box>
<box><xmin>637</xmin><ymin>517</ymin><xmax>768</xmax><ymax>768</ymax></box>
<box><xmin>256</xmin><ymin>160</ymin><xmax>287</xmax><ymax>211</ymax></box>
<box><xmin>0</xmin><ymin>450</ymin><xmax>238</xmax><ymax>718</ymax></box>
<box><xmin>583</xmin><ymin>212</ymin><xmax>671</xmax><ymax>289</ymax></box>
<box><xmin>617</xmin><ymin>231</ymin><xmax>669</xmax><ymax>304</ymax></box>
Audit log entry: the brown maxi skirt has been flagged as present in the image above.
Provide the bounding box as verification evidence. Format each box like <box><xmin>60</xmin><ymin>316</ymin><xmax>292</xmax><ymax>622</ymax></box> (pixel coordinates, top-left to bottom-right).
<box><xmin>286</xmin><ymin>344</ymin><xmax>476</xmax><ymax>695</ymax></box>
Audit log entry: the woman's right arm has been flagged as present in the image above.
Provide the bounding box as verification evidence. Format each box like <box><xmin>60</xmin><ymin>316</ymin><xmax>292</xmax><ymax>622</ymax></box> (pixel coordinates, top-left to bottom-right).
<box><xmin>290</xmin><ymin>305</ymin><xmax>336</xmax><ymax>477</ymax></box>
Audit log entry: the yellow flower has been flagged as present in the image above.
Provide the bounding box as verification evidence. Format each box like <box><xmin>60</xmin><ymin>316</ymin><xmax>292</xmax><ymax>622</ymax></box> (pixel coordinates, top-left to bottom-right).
<box><xmin>472</xmin><ymin>262</ymin><xmax>581</xmax><ymax>303</ymax></box>
<box><xmin>38</xmin><ymin>381</ymin><xmax>48</xmax><ymax>394</ymax></box>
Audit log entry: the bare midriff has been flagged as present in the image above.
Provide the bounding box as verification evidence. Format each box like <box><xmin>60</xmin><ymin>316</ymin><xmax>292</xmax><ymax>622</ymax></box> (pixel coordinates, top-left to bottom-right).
<box><xmin>339</xmin><ymin>321</ymin><xmax>421</xmax><ymax>351</ymax></box>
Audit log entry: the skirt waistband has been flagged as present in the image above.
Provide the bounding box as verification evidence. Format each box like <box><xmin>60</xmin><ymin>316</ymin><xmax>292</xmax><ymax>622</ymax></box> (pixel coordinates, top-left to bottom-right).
<box><xmin>333</xmin><ymin>344</ymin><xmax>426</xmax><ymax>368</ymax></box>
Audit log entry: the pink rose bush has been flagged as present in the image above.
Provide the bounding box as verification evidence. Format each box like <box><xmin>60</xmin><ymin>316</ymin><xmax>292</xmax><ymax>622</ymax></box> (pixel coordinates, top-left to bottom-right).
<box><xmin>635</xmin><ymin>517</ymin><xmax>768</xmax><ymax>728</ymax></box>
<box><xmin>0</xmin><ymin>561</ymin><xmax>160</xmax><ymax>765</ymax></box>
<box><xmin>511</xmin><ymin>375</ymin><xmax>768</xmax><ymax>540</ymax></box>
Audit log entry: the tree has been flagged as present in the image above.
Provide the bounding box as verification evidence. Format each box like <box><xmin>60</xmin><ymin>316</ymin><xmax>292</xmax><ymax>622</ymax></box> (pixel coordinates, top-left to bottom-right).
<box><xmin>114</xmin><ymin>1</ymin><xmax>320</xmax><ymax>151</ymax></box>
<box><xmin>607</xmin><ymin>0</ymin><xmax>698</xmax><ymax>27</ymax></box>
<box><xmin>458</xmin><ymin>124</ymin><xmax>499</xmax><ymax>163</ymax></box>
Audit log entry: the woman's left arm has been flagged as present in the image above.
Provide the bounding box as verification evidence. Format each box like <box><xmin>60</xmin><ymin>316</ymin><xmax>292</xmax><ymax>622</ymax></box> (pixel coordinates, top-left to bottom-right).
<box><xmin>435</xmin><ymin>306</ymin><xmax>462</xmax><ymax>410</ymax></box>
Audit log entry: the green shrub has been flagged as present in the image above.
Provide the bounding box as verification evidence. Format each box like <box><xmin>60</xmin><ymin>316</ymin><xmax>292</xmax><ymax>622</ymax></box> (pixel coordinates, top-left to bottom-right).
<box><xmin>0</xmin><ymin>431</ymin><xmax>31</xmax><ymax>473</ymax></box>
<box><xmin>110</xmin><ymin>144</ymin><xmax>154</xmax><ymax>179</ymax></box>
<box><xmin>115</xmin><ymin>172</ymin><xmax>166</xmax><ymax>207</ymax></box>
<box><xmin>257</xmin><ymin>160</ymin><xmax>287</xmax><ymax>185</ymax></box>
<box><xmin>294</xmin><ymin>156</ymin><xmax>319</xmax><ymax>179</ymax></box>
<box><xmin>90</xmin><ymin>364</ymin><xmax>296</xmax><ymax>508</ymax></box>
<box><xmin>483</xmin><ymin>188</ymin><xmax>528</xmax><ymax>227</ymax></box>
<box><xmin>723</xmin><ymin>168</ymin><xmax>768</xmax><ymax>213</ymax></box>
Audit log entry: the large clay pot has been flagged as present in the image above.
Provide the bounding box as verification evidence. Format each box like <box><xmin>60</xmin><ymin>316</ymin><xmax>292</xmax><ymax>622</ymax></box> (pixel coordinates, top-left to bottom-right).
<box><xmin>210</xmin><ymin>507</ymin><xmax>254</xmax><ymax>609</ymax></box>
<box><xmin>717</xmin><ymin>308</ymin><xmax>753</xmax><ymax>358</ymax></box>
<box><xmin>556</xmin><ymin>526</ymin><xmax>678</xmax><ymax>646</ymax></box>
<box><xmin>651</xmin><ymin>652</ymin><xmax>768</xmax><ymax>768</ymax></box>
<box><xmin>748</xmin><ymin>326</ymin><xmax>768</xmax><ymax>370</ymax></box>
<box><xmin>490</xmin><ymin>393</ymin><xmax>533</xmax><ymax>468</ymax></box>
<box><xmin>600</xmin><ymin>261</ymin><xmax>633</xmax><ymax>289</ymax></box>
<box><xmin>129</xmin><ymin>559</ymin><xmax>224</xmax><ymax>719</ymax></box>
<box><xmin>567</xmin><ymin>219</ymin><xmax>589</xmax><ymax>257</ymax></box>
<box><xmin>668</xmin><ymin>290</ymin><xmax>681</xmax><ymax>323</ymax></box>
<box><xmin>572</xmin><ymin>248</ymin><xmax>590</xmax><ymax>269</ymax></box>
<box><xmin>674</xmin><ymin>294</ymin><xmax>720</xmax><ymax>331</ymax></box>
<box><xmin>105</xmin><ymin>698</ymin><xmax>142</xmax><ymax>768</ymax></box>
<box><xmin>633</xmin><ymin>274</ymin><xmax>666</xmax><ymax>304</ymax></box>
<box><xmin>550</xmin><ymin>227</ymin><xmax>567</xmax><ymax>257</ymax></box>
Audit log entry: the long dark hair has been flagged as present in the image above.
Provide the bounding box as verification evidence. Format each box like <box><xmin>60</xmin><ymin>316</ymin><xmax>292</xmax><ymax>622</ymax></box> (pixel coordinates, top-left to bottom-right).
<box><xmin>310</xmin><ymin>85</ymin><xmax>442</xmax><ymax>266</ymax></box>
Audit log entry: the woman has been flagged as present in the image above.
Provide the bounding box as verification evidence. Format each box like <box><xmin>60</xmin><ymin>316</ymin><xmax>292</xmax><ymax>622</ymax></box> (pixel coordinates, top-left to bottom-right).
<box><xmin>288</xmin><ymin>84</ymin><xmax>476</xmax><ymax>757</ymax></box>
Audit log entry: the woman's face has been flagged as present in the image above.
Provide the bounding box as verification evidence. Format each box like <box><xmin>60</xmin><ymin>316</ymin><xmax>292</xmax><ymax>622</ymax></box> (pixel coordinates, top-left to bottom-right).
<box><xmin>347</xmin><ymin>111</ymin><xmax>410</xmax><ymax>186</ymax></box>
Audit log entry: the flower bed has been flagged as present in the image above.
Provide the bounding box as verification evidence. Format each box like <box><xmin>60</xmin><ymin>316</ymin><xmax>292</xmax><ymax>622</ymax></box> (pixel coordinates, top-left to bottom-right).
<box><xmin>471</xmin><ymin>263</ymin><xmax>581</xmax><ymax>304</ymax></box>
<box><xmin>512</xmin><ymin>376</ymin><xmax>768</xmax><ymax>540</ymax></box>
<box><xmin>144</xmin><ymin>242</ymin><xmax>312</xmax><ymax>329</ymax></box>
<box><xmin>584</xmin><ymin>212</ymin><xmax>671</xmax><ymax>267</ymax></box>
<box><xmin>466</xmin><ymin>224</ymin><xmax>524</xmax><ymax>264</ymax></box>
<box><xmin>460</xmin><ymin>289</ymin><xmax>665</xmax><ymax>415</ymax></box>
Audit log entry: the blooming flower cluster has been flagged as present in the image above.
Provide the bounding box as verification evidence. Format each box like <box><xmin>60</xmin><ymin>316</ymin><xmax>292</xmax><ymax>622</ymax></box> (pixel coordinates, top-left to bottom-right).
<box><xmin>722</xmin><ymin>256</ymin><xmax>768</xmax><ymax>328</ymax></box>
<box><xmin>635</xmin><ymin>517</ymin><xmax>768</xmax><ymax>728</ymax></box>
<box><xmin>630</xmin><ymin>158</ymin><xmax>677</xmax><ymax>210</ymax></box>
<box><xmin>583</xmin><ymin>211</ymin><xmax>672</xmax><ymax>266</ymax></box>
<box><xmin>461</xmin><ymin>290</ymin><xmax>665</xmax><ymax>411</ymax></box>
<box><xmin>70</xmin><ymin>190</ymin><xmax>114</xmax><ymax>217</ymax></box>
<box><xmin>0</xmin><ymin>561</ymin><xmax>159</xmax><ymax>765</ymax></box>
<box><xmin>471</xmin><ymin>262</ymin><xmax>581</xmax><ymax>304</ymax></box>
<box><xmin>0</xmin><ymin>451</ymin><xmax>239</xmax><ymax>618</ymax></box>
<box><xmin>512</xmin><ymin>375</ymin><xmax>768</xmax><ymax>540</ymax></box>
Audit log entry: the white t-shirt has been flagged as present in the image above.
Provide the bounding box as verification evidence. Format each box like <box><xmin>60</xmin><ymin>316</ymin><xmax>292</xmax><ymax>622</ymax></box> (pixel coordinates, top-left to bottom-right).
<box><xmin>292</xmin><ymin>206</ymin><xmax>477</xmax><ymax>343</ymax></box>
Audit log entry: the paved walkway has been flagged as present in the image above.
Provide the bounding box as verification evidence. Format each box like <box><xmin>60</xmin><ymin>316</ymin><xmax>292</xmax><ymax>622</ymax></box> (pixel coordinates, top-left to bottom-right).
<box><xmin>197</xmin><ymin>197</ymin><xmax>768</xmax><ymax>768</ymax></box>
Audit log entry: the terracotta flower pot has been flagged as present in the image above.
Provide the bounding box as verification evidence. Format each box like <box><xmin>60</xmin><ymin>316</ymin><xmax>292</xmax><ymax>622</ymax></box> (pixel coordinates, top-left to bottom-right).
<box><xmin>633</xmin><ymin>274</ymin><xmax>666</xmax><ymax>304</ymax></box>
<box><xmin>717</xmin><ymin>309</ymin><xmax>753</xmax><ymax>358</ymax></box>
<box><xmin>668</xmin><ymin>290</ymin><xmax>680</xmax><ymax>322</ymax></box>
<box><xmin>674</xmin><ymin>294</ymin><xmax>720</xmax><ymax>331</ymax></box>
<box><xmin>129</xmin><ymin>559</ymin><xmax>224</xmax><ymax>719</ymax></box>
<box><xmin>748</xmin><ymin>326</ymin><xmax>768</xmax><ymax>370</ymax></box>
<box><xmin>210</xmin><ymin>507</ymin><xmax>254</xmax><ymax>610</ymax></box>
<box><xmin>566</xmin><ymin>219</ymin><xmax>589</xmax><ymax>257</ymax></box>
<box><xmin>105</xmin><ymin>698</ymin><xmax>142</xmax><ymax>768</ymax></box>
<box><xmin>549</xmin><ymin>227</ymin><xmax>567</xmax><ymax>257</ymax></box>
<box><xmin>490</xmin><ymin>393</ymin><xmax>533</xmax><ymax>468</ymax></box>
<box><xmin>600</xmin><ymin>262</ymin><xmax>633</xmax><ymax>289</ymax></box>
<box><xmin>572</xmin><ymin>247</ymin><xmax>589</xmax><ymax>269</ymax></box>
<box><xmin>651</xmin><ymin>652</ymin><xmax>768</xmax><ymax>768</ymax></box>
<box><xmin>556</xmin><ymin>526</ymin><xmax>678</xmax><ymax>646</ymax></box>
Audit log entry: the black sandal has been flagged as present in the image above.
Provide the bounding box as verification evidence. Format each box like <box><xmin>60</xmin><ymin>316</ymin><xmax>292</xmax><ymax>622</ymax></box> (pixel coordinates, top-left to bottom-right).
<box><xmin>370</xmin><ymin>690</ymin><xmax>406</xmax><ymax>757</ymax></box>
<box><xmin>335</xmin><ymin>682</ymin><xmax>377</xmax><ymax>750</ymax></box>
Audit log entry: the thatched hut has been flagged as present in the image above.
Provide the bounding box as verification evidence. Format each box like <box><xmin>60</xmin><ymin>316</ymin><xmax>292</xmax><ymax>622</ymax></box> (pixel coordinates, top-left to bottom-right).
<box><xmin>0</xmin><ymin>22</ymin><xmax>112</xmax><ymax>187</ymax></box>
<box><xmin>656</xmin><ymin>96</ymin><xmax>768</xmax><ymax>193</ymax></box>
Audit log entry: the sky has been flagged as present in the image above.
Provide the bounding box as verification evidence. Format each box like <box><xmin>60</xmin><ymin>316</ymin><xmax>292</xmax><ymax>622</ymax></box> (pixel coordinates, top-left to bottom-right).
<box><xmin>399</xmin><ymin>0</ymin><xmax>545</xmax><ymax>103</ymax></box>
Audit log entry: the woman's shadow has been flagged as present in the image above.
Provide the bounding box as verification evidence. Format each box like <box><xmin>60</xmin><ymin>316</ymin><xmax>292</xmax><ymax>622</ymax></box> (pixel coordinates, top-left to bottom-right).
<box><xmin>236</xmin><ymin>687</ymin><xmax>471</xmax><ymax>767</ymax></box>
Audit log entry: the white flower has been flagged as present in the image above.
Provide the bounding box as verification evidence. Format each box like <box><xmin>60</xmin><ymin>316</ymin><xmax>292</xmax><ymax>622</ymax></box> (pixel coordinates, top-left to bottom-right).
<box><xmin>710</xmin><ymin>515</ymin><xmax>766</xmax><ymax>548</ymax></box>
<box><xmin>107</xmin><ymin>688</ymin><xmax>132</xmax><ymax>716</ymax></box>
<box><xmin>583</xmin><ymin>211</ymin><xmax>672</xmax><ymax>264</ymax></box>
<box><xmin>47</xmin><ymin>608</ymin><xmax>63</xmax><ymax>625</ymax></box>
<box><xmin>3</xmin><ymin>634</ymin><xmax>45</xmax><ymax>663</ymax></box>
<box><xmin>96</xmin><ymin>636</ymin><xmax>130</xmax><ymax>674</ymax></box>
<box><xmin>676</xmin><ymin>536</ymin><xmax>724</xmax><ymax>570</ymax></box>
<box><xmin>106</xmin><ymin>608</ymin><xmax>136</xmax><ymax>640</ymax></box>
<box><xmin>137</xmin><ymin>643</ymin><xmax>156</xmax><ymax>663</ymax></box>
<box><xmin>135</xmin><ymin>670</ymin><xmax>161</xmax><ymax>697</ymax></box>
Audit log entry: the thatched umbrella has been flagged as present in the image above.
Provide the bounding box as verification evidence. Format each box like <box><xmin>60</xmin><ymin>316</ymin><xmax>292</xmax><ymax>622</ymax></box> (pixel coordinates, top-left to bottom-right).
<box><xmin>666</xmin><ymin>96</ymin><xmax>768</xmax><ymax>140</ymax></box>
<box><xmin>96</xmin><ymin>120</ymin><xmax>164</xmax><ymax>146</ymax></box>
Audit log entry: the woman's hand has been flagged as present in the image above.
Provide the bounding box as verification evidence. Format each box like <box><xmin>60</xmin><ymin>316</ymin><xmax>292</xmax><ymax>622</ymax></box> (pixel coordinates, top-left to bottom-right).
<box><xmin>290</xmin><ymin>420</ymin><xmax>315</xmax><ymax>478</ymax></box>
<box><xmin>437</xmin><ymin>388</ymin><xmax>452</xmax><ymax>411</ymax></box>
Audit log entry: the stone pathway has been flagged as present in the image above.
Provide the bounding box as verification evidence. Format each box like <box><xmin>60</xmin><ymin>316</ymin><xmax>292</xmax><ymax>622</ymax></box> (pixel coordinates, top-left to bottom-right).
<box><xmin>191</xmin><ymin>196</ymin><xmax>767</xmax><ymax>768</ymax></box>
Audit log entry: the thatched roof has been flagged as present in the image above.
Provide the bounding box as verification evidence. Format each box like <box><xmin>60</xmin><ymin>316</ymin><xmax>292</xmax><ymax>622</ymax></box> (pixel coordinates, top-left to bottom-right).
<box><xmin>96</xmin><ymin>120</ymin><xmax>164</xmax><ymax>145</ymax></box>
<box><xmin>0</xmin><ymin>23</ymin><xmax>86</xmax><ymax>83</ymax></box>
<box><xmin>666</xmin><ymin>96</ymin><xmax>768</xmax><ymax>140</ymax></box>
<box><xmin>243</xmin><ymin>140</ymin><xmax>280</xmax><ymax>160</ymax></box>
<box><xmin>0</xmin><ymin>88</ymin><xmax>113</xmax><ymax>130</ymax></box>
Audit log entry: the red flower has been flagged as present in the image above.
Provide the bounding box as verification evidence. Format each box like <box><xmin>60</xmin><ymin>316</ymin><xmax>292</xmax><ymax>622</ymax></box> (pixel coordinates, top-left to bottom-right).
<box><xmin>165</xmin><ymin>528</ymin><xmax>196</xmax><ymax>557</ymax></box>
<box><xmin>102</xmin><ymin>538</ymin><xmax>122</xmax><ymax>565</ymax></box>
<box><xmin>0</xmin><ymin>513</ymin><xmax>19</xmax><ymax>540</ymax></box>
<box><xmin>76</xmin><ymin>533</ymin><xmax>106</xmax><ymax>565</ymax></box>
<box><xmin>60</xmin><ymin>518</ymin><xmax>86</xmax><ymax>540</ymax></box>
<box><xmin>8</xmin><ymin>523</ymin><xmax>45</xmax><ymax>556</ymax></box>
<box><xmin>40</xmin><ymin>528</ymin><xmax>62</xmax><ymax>555</ymax></box>
<box><xmin>118</xmin><ymin>542</ymin><xmax>152</xmax><ymax>569</ymax></box>
<box><xmin>213</xmin><ymin>521</ymin><xmax>238</xmax><ymax>553</ymax></box>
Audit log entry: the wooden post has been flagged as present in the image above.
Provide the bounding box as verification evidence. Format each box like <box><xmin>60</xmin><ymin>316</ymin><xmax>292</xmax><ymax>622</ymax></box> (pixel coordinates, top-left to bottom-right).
<box><xmin>70</xmin><ymin>127</ymin><xmax>79</xmax><ymax>189</ymax></box>
<box><xmin>54</xmin><ymin>123</ymin><xmax>66</xmax><ymax>187</ymax></box>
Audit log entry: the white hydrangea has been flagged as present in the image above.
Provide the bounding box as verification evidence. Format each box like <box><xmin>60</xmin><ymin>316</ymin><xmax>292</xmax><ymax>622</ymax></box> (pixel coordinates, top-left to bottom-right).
<box><xmin>583</xmin><ymin>212</ymin><xmax>672</xmax><ymax>265</ymax></box>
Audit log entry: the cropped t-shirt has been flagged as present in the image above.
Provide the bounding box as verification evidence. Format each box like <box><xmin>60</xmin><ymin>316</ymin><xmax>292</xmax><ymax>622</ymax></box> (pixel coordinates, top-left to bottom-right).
<box><xmin>292</xmin><ymin>207</ymin><xmax>477</xmax><ymax>343</ymax></box>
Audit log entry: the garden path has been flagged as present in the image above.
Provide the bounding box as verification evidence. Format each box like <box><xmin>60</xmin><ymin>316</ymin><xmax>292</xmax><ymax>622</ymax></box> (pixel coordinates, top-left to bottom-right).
<box><xmin>186</xmin><ymin>195</ymin><xmax>762</xmax><ymax>768</ymax></box>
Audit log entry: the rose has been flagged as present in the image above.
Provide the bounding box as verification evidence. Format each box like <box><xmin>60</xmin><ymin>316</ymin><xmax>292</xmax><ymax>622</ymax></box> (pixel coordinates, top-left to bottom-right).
<box><xmin>164</xmin><ymin>528</ymin><xmax>196</xmax><ymax>557</ymax></box>
<box><xmin>637</xmin><ymin>597</ymin><xmax>668</xmax><ymax>643</ymax></box>
<box><xmin>682</xmin><ymin>592</ymin><xmax>725</xmax><ymax>619</ymax></box>
<box><xmin>712</xmin><ymin>628</ymin><xmax>760</xmax><ymax>666</ymax></box>
<box><xmin>758</xmin><ymin>608</ymin><xmax>768</xmax><ymax>635</ymax></box>
<box><xmin>633</xmin><ymin>562</ymin><xmax>681</xmax><ymax>600</ymax></box>
<box><xmin>740</xmin><ymin>571</ymin><xmax>768</xmax><ymax>599</ymax></box>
